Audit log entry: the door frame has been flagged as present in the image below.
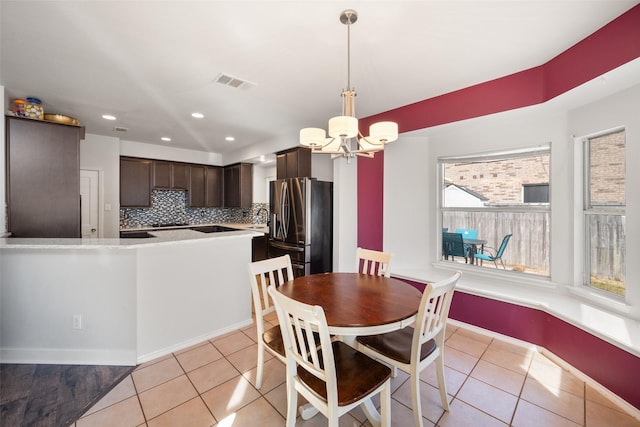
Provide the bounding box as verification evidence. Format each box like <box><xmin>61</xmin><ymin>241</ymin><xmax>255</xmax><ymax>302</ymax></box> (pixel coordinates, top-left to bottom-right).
<box><xmin>80</xmin><ymin>168</ymin><xmax>103</xmax><ymax>238</ymax></box>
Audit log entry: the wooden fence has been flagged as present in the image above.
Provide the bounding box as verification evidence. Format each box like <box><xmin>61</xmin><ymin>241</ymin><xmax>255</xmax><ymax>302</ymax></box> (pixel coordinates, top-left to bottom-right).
<box><xmin>443</xmin><ymin>211</ymin><xmax>625</xmax><ymax>279</ymax></box>
<box><xmin>443</xmin><ymin>211</ymin><xmax>550</xmax><ymax>274</ymax></box>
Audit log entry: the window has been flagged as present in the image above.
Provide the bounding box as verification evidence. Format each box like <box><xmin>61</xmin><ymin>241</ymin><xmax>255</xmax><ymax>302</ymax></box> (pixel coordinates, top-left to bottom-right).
<box><xmin>523</xmin><ymin>184</ymin><xmax>549</xmax><ymax>203</ymax></box>
<box><xmin>584</xmin><ymin>129</ymin><xmax>625</xmax><ymax>296</ymax></box>
<box><xmin>439</xmin><ymin>145</ymin><xmax>550</xmax><ymax>276</ymax></box>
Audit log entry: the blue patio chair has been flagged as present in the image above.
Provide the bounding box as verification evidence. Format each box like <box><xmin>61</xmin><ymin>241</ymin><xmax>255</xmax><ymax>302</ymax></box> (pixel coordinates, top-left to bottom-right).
<box><xmin>442</xmin><ymin>232</ymin><xmax>467</xmax><ymax>262</ymax></box>
<box><xmin>474</xmin><ymin>234</ymin><xmax>512</xmax><ymax>269</ymax></box>
<box><xmin>455</xmin><ymin>228</ymin><xmax>478</xmax><ymax>259</ymax></box>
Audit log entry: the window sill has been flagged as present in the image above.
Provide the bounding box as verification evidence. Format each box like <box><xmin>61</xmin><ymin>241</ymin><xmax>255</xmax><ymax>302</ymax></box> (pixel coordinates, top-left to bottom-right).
<box><xmin>392</xmin><ymin>264</ymin><xmax>640</xmax><ymax>358</ymax></box>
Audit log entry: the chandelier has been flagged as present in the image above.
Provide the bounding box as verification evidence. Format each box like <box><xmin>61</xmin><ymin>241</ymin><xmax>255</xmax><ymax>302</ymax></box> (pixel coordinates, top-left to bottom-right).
<box><xmin>299</xmin><ymin>9</ymin><xmax>398</xmax><ymax>159</ymax></box>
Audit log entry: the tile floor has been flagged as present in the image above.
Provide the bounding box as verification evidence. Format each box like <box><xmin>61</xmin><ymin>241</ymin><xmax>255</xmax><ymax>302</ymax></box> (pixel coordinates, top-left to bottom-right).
<box><xmin>71</xmin><ymin>314</ymin><xmax>640</xmax><ymax>426</ymax></box>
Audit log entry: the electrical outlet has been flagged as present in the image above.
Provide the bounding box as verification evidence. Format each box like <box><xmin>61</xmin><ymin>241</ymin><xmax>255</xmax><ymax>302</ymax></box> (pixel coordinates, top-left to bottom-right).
<box><xmin>73</xmin><ymin>314</ymin><xmax>82</xmax><ymax>329</ymax></box>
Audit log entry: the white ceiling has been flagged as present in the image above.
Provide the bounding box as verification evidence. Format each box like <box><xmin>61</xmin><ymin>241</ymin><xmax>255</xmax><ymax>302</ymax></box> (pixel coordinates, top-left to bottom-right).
<box><xmin>1</xmin><ymin>1</ymin><xmax>638</xmax><ymax>164</ymax></box>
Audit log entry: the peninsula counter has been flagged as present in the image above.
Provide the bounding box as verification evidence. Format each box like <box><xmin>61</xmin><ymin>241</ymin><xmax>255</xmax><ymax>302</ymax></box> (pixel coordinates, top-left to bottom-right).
<box><xmin>0</xmin><ymin>228</ymin><xmax>261</xmax><ymax>366</ymax></box>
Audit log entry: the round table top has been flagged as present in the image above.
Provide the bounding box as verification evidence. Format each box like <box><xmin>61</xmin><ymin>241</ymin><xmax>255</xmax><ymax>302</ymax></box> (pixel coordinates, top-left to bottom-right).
<box><xmin>277</xmin><ymin>272</ymin><xmax>422</xmax><ymax>332</ymax></box>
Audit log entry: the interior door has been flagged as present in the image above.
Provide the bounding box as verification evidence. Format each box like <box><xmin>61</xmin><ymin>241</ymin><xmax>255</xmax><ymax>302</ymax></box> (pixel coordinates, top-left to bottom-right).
<box><xmin>80</xmin><ymin>169</ymin><xmax>100</xmax><ymax>238</ymax></box>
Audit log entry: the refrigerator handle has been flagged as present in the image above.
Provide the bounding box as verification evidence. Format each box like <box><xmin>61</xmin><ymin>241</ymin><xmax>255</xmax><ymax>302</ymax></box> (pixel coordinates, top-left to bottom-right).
<box><xmin>281</xmin><ymin>181</ymin><xmax>289</xmax><ymax>239</ymax></box>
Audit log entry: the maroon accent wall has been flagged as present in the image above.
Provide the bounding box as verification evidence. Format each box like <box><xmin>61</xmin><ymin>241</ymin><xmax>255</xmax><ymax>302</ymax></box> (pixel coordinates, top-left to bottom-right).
<box><xmin>450</xmin><ymin>292</ymin><xmax>640</xmax><ymax>410</ymax></box>
<box><xmin>356</xmin><ymin>151</ymin><xmax>385</xmax><ymax>250</ymax></box>
<box><xmin>359</xmin><ymin>4</ymin><xmax>640</xmax><ymax>410</ymax></box>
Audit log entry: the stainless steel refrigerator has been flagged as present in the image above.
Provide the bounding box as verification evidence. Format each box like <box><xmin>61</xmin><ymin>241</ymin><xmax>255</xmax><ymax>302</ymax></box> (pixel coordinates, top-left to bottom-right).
<box><xmin>269</xmin><ymin>178</ymin><xmax>333</xmax><ymax>277</ymax></box>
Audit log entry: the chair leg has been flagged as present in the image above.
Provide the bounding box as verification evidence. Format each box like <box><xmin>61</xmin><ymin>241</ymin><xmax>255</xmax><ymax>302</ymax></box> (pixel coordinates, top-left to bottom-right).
<box><xmin>435</xmin><ymin>355</ymin><xmax>450</xmax><ymax>411</ymax></box>
<box><xmin>256</xmin><ymin>341</ymin><xmax>264</xmax><ymax>389</ymax></box>
<box><xmin>410</xmin><ymin>366</ymin><xmax>424</xmax><ymax>427</ymax></box>
<box><xmin>285</xmin><ymin>378</ymin><xmax>297</xmax><ymax>427</ymax></box>
<box><xmin>380</xmin><ymin>380</ymin><xmax>391</xmax><ymax>427</ymax></box>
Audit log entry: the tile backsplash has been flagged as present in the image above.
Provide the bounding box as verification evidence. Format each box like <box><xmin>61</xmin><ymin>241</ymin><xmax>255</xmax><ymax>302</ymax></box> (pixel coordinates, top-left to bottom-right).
<box><xmin>120</xmin><ymin>189</ymin><xmax>268</xmax><ymax>229</ymax></box>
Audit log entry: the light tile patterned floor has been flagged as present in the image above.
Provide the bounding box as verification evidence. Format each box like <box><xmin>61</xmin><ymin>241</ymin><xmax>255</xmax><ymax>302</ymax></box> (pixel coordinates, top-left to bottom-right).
<box><xmin>71</xmin><ymin>315</ymin><xmax>640</xmax><ymax>426</ymax></box>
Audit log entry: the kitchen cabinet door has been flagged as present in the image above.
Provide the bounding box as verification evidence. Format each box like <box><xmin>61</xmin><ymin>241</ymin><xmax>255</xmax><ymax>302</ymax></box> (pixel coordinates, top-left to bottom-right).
<box><xmin>153</xmin><ymin>161</ymin><xmax>172</xmax><ymax>188</ymax></box>
<box><xmin>188</xmin><ymin>165</ymin><xmax>206</xmax><ymax>207</ymax></box>
<box><xmin>153</xmin><ymin>160</ymin><xmax>188</xmax><ymax>189</ymax></box>
<box><xmin>276</xmin><ymin>147</ymin><xmax>311</xmax><ymax>178</ymax></box>
<box><xmin>224</xmin><ymin>163</ymin><xmax>252</xmax><ymax>208</ymax></box>
<box><xmin>6</xmin><ymin>116</ymin><xmax>83</xmax><ymax>237</ymax></box>
<box><xmin>172</xmin><ymin>163</ymin><xmax>189</xmax><ymax>189</ymax></box>
<box><xmin>205</xmin><ymin>166</ymin><xmax>223</xmax><ymax>207</ymax></box>
<box><xmin>120</xmin><ymin>157</ymin><xmax>152</xmax><ymax>207</ymax></box>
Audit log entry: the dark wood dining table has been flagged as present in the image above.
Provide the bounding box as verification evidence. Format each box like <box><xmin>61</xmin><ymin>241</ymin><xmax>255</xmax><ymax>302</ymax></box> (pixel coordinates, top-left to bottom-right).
<box><xmin>277</xmin><ymin>272</ymin><xmax>423</xmax><ymax>337</ymax></box>
<box><xmin>276</xmin><ymin>272</ymin><xmax>423</xmax><ymax>426</ymax></box>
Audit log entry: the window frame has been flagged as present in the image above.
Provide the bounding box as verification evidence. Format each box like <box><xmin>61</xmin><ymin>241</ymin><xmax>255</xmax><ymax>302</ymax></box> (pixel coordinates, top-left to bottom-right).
<box><xmin>438</xmin><ymin>145</ymin><xmax>551</xmax><ymax>277</ymax></box>
<box><xmin>581</xmin><ymin>128</ymin><xmax>626</xmax><ymax>299</ymax></box>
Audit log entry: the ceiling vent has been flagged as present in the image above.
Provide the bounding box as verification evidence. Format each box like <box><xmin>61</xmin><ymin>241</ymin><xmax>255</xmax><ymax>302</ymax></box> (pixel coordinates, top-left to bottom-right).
<box><xmin>113</xmin><ymin>126</ymin><xmax>128</xmax><ymax>133</ymax></box>
<box><xmin>214</xmin><ymin>73</ymin><xmax>255</xmax><ymax>90</ymax></box>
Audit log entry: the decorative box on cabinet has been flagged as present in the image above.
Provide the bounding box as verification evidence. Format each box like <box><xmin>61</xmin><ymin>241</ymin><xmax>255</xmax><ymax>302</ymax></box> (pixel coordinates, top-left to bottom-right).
<box><xmin>224</xmin><ymin>163</ymin><xmax>252</xmax><ymax>208</ymax></box>
<box><xmin>6</xmin><ymin>116</ymin><xmax>84</xmax><ymax>237</ymax></box>
<box><xmin>120</xmin><ymin>157</ymin><xmax>152</xmax><ymax>207</ymax></box>
<box><xmin>276</xmin><ymin>147</ymin><xmax>311</xmax><ymax>179</ymax></box>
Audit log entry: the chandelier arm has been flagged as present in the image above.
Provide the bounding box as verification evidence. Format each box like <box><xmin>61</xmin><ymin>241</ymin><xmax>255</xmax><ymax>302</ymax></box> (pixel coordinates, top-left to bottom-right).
<box><xmin>355</xmin><ymin>151</ymin><xmax>375</xmax><ymax>158</ymax></box>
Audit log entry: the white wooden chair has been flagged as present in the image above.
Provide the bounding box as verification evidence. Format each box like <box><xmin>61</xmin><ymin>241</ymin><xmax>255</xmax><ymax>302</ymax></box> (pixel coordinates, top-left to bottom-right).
<box><xmin>355</xmin><ymin>271</ymin><xmax>462</xmax><ymax>427</ymax></box>
<box><xmin>356</xmin><ymin>247</ymin><xmax>393</xmax><ymax>277</ymax></box>
<box><xmin>247</xmin><ymin>255</ymin><xmax>294</xmax><ymax>389</ymax></box>
<box><xmin>268</xmin><ymin>286</ymin><xmax>392</xmax><ymax>427</ymax></box>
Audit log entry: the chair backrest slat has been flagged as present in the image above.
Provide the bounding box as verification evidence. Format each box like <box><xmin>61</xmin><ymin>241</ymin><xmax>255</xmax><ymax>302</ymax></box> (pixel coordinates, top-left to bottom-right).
<box><xmin>248</xmin><ymin>255</ymin><xmax>294</xmax><ymax>329</ymax></box>
<box><xmin>496</xmin><ymin>234</ymin><xmax>513</xmax><ymax>257</ymax></box>
<box><xmin>442</xmin><ymin>232</ymin><xmax>465</xmax><ymax>257</ymax></box>
<box><xmin>356</xmin><ymin>247</ymin><xmax>393</xmax><ymax>277</ymax></box>
<box><xmin>414</xmin><ymin>272</ymin><xmax>461</xmax><ymax>358</ymax></box>
<box><xmin>269</xmin><ymin>286</ymin><xmax>335</xmax><ymax>394</ymax></box>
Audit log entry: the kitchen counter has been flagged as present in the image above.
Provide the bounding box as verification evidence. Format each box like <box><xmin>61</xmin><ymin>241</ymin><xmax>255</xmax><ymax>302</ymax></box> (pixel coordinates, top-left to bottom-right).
<box><xmin>120</xmin><ymin>222</ymin><xmax>269</xmax><ymax>233</ymax></box>
<box><xmin>1</xmin><ymin>226</ymin><xmax>258</xmax><ymax>366</ymax></box>
<box><xmin>0</xmin><ymin>225</ymin><xmax>266</xmax><ymax>250</ymax></box>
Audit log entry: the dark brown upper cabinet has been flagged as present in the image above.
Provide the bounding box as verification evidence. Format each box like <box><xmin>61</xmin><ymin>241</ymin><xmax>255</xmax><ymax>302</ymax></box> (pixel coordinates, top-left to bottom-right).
<box><xmin>224</xmin><ymin>163</ymin><xmax>252</xmax><ymax>208</ymax></box>
<box><xmin>120</xmin><ymin>157</ymin><xmax>153</xmax><ymax>207</ymax></box>
<box><xmin>6</xmin><ymin>116</ymin><xmax>84</xmax><ymax>237</ymax></box>
<box><xmin>188</xmin><ymin>165</ymin><xmax>206</xmax><ymax>207</ymax></box>
<box><xmin>153</xmin><ymin>160</ymin><xmax>188</xmax><ymax>189</ymax></box>
<box><xmin>205</xmin><ymin>166</ymin><xmax>223</xmax><ymax>207</ymax></box>
<box><xmin>188</xmin><ymin>165</ymin><xmax>223</xmax><ymax>208</ymax></box>
<box><xmin>276</xmin><ymin>147</ymin><xmax>311</xmax><ymax>179</ymax></box>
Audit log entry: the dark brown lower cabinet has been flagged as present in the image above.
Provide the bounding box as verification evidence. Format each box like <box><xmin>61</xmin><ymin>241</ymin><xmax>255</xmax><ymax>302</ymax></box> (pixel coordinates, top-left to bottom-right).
<box><xmin>6</xmin><ymin>116</ymin><xmax>84</xmax><ymax>237</ymax></box>
<box><xmin>252</xmin><ymin>235</ymin><xmax>268</xmax><ymax>261</ymax></box>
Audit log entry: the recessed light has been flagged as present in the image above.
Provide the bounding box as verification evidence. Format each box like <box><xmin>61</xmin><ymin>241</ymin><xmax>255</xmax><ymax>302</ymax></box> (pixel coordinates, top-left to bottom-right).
<box><xmin>102</xmin><ymin>114</ymin><xmax>116</xmax><ymax>120</ymax></box>
<box><xmin>225</xmin><ymin>136</ymin><xmax>235</xmax><ymax>142</ymax></box>
<box><xmin>161</xmin><ymin>137</ymin><xmax>171</xmax><ymax>142</ymax></box>
<box><xmin>191</xmin><ymin>112</ymin><xmax>204</xmax><ymax>119</ymax></box>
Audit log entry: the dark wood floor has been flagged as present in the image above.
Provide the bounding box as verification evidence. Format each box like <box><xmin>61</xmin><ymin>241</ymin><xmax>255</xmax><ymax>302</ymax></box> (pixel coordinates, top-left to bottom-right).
<box><xmin>0</xmin><ymin>363</ymin><xmax>134</xmax><ymax>427</ymax></box>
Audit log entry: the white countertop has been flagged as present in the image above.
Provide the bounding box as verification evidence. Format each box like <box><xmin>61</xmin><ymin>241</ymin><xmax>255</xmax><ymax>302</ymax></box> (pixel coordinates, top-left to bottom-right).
<box><xmin>120</xmin><ymin>222</ymin><xmax>268</xmax><ymax>233</ymax></box>
<box><xmin>0</xmin><ymin>226</ymin><xmax>265</xmax><ymax>250</ymax></box>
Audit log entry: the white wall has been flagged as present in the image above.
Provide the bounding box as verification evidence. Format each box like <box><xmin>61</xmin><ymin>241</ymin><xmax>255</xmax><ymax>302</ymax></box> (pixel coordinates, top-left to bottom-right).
<box><xmin>568</xmin><ymin>83</ymin><xmax>640</xmax><ymax>319</ymax></box>
<box><xmin>312</xmin><ymin>154</ymin><xmax>334</xmax><ymax>182</ymax></box>
<box><xmin>252</xmin><ymin>163</ymin><xmax>276</xmax><ymax>204</ymax></box>
<box><xmin>384</xmin><ymin>135</ymin><xmax>431</xmax><ymax>267</ymax></box>
<box><xmin>332</xmin><ymin>158</ymin><xmax>358</xmax><ymax>272</ymax></box>
<box><xmin>80</xmin><ymin>134</ymin><xmax>121</xmax><ymax>237</ymax></box>
<box><xmin>384</xmin><ymin>83</ymin><xmax>639</xmax><ymax>317</ymax></box>
<box><xmin>120</xmin><ymin>139</ymin><xmax>222</xmax><ymax>165</ymax></box>
<box><xmin>0</xmin><ymin>248</ymin><xmax>138</xmax><ymax>365</ymax></box>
